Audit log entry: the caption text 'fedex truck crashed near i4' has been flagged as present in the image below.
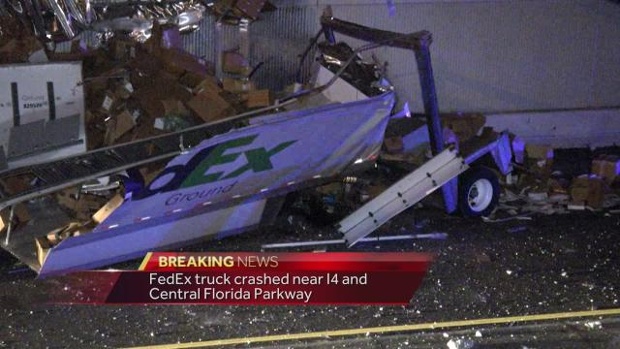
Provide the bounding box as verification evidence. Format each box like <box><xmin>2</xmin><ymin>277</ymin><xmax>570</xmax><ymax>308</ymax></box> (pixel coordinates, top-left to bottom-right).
<box><xmin>0</xmin><ymin>14</ymin><xmax>512</xmax><ymax>277</ymax></box>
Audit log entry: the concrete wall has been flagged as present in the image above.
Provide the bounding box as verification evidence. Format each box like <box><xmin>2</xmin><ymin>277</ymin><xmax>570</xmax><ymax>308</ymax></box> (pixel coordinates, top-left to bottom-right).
<box><xmin>182</xmin><ymin>0</ymin><xmax>620</xmax><ymax>113</ymax></box>
<box><xmin>486</xmin><ymin>108</ymin><xmax>620</xmax><ymax>148</ymax></box>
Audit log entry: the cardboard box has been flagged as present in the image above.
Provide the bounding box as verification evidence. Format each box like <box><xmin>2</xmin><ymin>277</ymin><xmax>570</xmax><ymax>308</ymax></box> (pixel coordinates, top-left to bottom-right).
<box><xmin>526</xmin><ymin>144</ymin><xmax>554</xmax><ymax>161</ymax></box>
<box><xmin>187</xmin><ymin>91</ymin><xmax>231</xmax><ymax>123</ymax></box>
<box><xmin>57</xmin><ymin>190</ymin><xmax>108</xmax><ymax>220</ymax></box>
<box><xmin>160</xmin><ymin>48</ymin><xmax>209</xmax><ymax>78</ymax></box>
<box><xmin>132</xmin><ymin>78</ymin><xmax>192</xmax><ymax>118</ymax></box>
<box><xmin>47</xmin><ymin>222</ymin><xmax>81</xmax><ymax>243</ymax></box>
<box><xmin>1</xmin><ymin>175</ymin><xmax>32</xmax><ymax>195</ymax></box>
<box><xmin>0</xmin><ymin>35</ymin><xmax>44</xmax><ymax>64</ymax></box>
<box><xmin>592</xmin><ymin>155</ymin><xmax>619</xmax><ymax>184</ymax></box>
<box><xmin>0</xmin><ymin>209</ymin><xmax>11</xmax><ymax>233</ymax></box>
<box><xmin>193</xmin><ymin>77</ymin><xmax>222</xmax><ymax>95</ymax></box>
<box><xmin>245</xmin><ymin>89</ymin><xmax>271</xmax><ymax>108</ymax></box>
<box><xmin>115</xmin><ymin>110</ymin><xmax>136</xmax><ymax>139</ymax></box>
<box><xmin>440</xmin><ymin>113</ymin><xmax>485</xmax><ymax>144</ymax></box>
<box><xmin>570</xmin><ymin>176</ymin><xmax>604</xmax><ymax>209</ymax></box>
<box><xmin>35</xmin><ymin>236</ymin><xmax>51</xmax><ymax>266</ymax></box>
<box><xmin>105</xmin><ymin>110</ymin><xmax>136</xmax><ymax>145</ymax></box>
<box><xmin>222</xmin><ymin>77</ymin><xmax>254</xmax><ymax>93</ymax></box>
<box><xmin>92</xmin><ymin>194</ymin><xmax>124</xmax><ymax>224</ymax></box>
<box><xmin>56</xmin><ymin>188</ymin><xmax>79</xmax><ymax>209</ymax></box>
<box><xmin>179</xmin><ymin>71</ymin><xmax>209</xmax><ymax>89</ymax></box>
<box><xmin>0</xmin><ymin>62</ymin><xmax>86</xmax><ymax>167</ymax></box>
<box><xmin>222</xmin><ymin>51</ymin><xmax>251</xmax><ymax>76</ymax></box>
<box><xmin>161</xmin><ymin>99</ymin><xmax>190</xmax><ymax>117</ymax></box>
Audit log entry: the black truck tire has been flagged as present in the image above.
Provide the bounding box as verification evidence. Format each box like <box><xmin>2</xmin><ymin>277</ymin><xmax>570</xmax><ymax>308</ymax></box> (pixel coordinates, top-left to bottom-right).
<box><xmin>458</xmin><ymin>166</ymin><xmax>500</xmax><ymax>217</ymax></box>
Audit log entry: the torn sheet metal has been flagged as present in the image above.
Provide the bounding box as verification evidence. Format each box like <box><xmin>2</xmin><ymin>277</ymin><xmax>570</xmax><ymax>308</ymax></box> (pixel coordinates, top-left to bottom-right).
<box><xmin>4</xmin><ymin>0</ymin><xmax>206</xmax><ymax>42</ymax></box>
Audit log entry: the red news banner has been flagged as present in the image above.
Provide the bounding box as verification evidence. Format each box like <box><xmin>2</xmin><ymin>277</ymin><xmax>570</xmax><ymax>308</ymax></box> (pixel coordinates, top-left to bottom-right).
<box><xmin>56</xmin><ymin>252</ymin><xmax>434</xmax><ymax>305</ymax></box>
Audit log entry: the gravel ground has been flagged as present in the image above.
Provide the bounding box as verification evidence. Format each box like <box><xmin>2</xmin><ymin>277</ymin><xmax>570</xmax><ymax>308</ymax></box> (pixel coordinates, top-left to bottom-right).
<box><xmin>1</xmin><ymin>205</ymin><xmax>620</xmax><ymax>348</ymax></box>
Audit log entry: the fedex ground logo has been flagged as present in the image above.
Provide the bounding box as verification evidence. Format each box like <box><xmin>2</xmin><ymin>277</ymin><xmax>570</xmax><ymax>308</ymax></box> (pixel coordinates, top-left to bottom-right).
<box><xmin>134</xmin><ymin>134</ymin><xmax>296</xmax><ymax>202</ymax></box>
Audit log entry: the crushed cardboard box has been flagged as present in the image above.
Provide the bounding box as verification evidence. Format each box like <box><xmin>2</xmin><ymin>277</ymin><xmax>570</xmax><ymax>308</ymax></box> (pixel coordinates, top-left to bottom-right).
<box><xmin>56</xmin><ymin>189</ymin><xmax>109</xmax><ymax>221</ymax></box>
<box><xmin>36</xmin><ymin>221</ymin><xmax>96</xmax><ymax>266</ymax></box>
<box><xmin>0</xmin><ymin>16</ymin><xmax>46</xmax><ymax>64</ymax></box>
<box><xmin>72</xmin><ymin>26</ymin><xmax>268</xmax><ymax>153</ymax></box>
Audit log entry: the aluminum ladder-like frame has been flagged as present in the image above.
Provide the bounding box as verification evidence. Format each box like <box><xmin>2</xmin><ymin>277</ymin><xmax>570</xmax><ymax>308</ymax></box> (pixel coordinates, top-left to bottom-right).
<box><xmin>337</xmin><ymin>148</ymin><xmax>468</xmax><ymax>247</ymax></box>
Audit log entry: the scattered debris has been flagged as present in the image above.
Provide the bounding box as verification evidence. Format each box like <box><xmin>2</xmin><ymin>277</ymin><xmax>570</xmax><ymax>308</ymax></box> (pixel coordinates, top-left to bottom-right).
<box><xmin>584</xmin><ymin>320</ymin><xmax>603</xmax><ymax>330</ymax></box>
<box><xmin>446</xmin><ymin>338</ymin><xmax>475</xmax><ymax>349</ymax></box>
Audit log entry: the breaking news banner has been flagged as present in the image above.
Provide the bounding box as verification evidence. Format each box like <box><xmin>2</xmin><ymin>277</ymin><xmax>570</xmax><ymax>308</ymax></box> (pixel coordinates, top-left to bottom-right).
<box><xmin>50</xmin><ymin>252</ymin><xmax>434</xmax><ymax>305</ymax></box>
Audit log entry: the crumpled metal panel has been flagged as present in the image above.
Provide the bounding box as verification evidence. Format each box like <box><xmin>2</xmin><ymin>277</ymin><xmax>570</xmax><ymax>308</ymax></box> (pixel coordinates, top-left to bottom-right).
<box><xmin>4</xmin><ymin>0</ymin><xmax>207</xmax><ymax>42</ymax></box>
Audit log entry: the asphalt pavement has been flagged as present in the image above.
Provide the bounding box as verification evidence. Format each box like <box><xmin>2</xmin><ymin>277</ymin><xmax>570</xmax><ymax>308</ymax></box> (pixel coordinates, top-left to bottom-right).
<box><xmin>1</xmin><ymin>206</ymin><xmax>620</xmax><ymax>348</ymax></box>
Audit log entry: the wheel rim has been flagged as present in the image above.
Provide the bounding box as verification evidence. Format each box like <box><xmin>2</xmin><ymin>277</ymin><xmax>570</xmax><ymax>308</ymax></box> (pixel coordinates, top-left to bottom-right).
<box><xmin>467</xmin><ymin>179</ymin><xmax>494</xmax><ymax>213</ymax></box>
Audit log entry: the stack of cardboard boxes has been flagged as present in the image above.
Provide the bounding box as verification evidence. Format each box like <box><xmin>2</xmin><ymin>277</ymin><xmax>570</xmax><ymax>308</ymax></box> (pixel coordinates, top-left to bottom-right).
<box><xmin>0</xmin><ymin>20</ymin><xmax>279</xmax><ymax>258</ymax></box>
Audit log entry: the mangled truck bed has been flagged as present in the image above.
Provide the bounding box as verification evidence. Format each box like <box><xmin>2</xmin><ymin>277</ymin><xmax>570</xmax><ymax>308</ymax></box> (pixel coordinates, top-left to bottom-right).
<box><xmin>0</xmin><ymin>13</ymin><xmax>512</xmax><ymax>277</ymax></box>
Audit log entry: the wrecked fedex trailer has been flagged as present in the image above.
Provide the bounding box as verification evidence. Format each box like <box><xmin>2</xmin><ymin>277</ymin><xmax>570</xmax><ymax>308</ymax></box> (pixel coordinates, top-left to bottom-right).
<box><xmin>0</xmin><ymin>13</ymin><xmax>511</xmax><ymax>277</ymax></box>
<box><xmin>31</xmin><ymin>92</ymin><xmax>397</xmax><ymax>277</ymax></box>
